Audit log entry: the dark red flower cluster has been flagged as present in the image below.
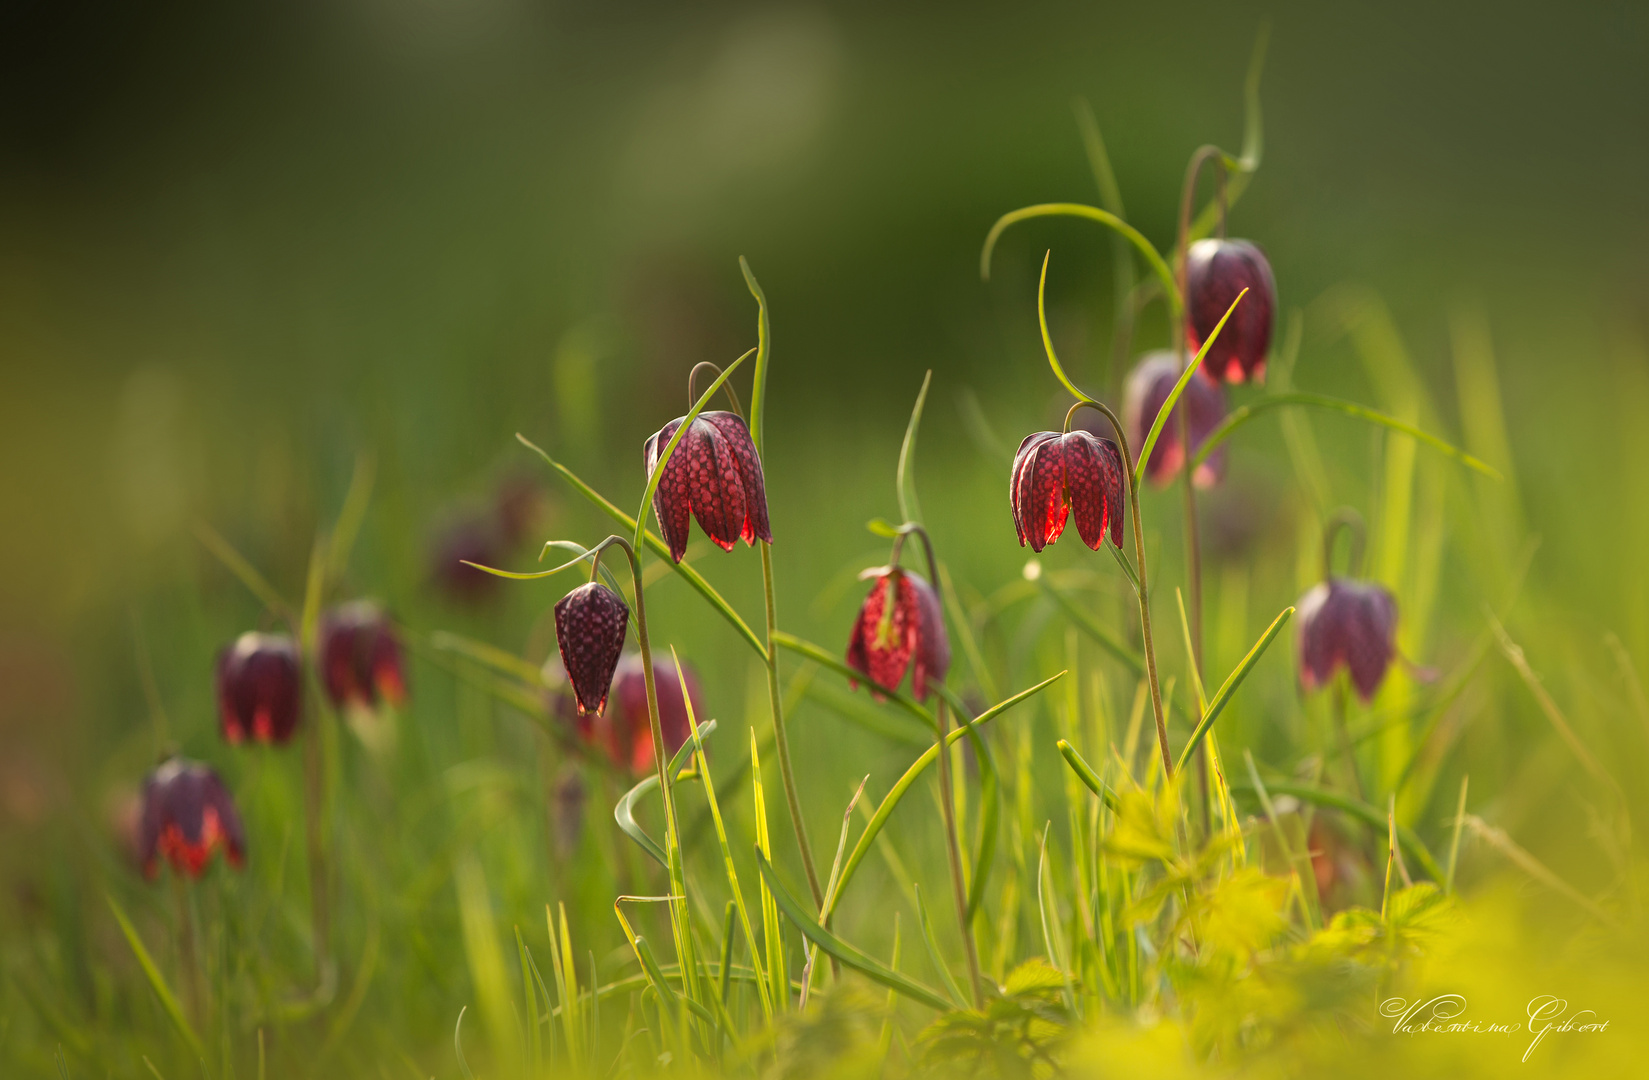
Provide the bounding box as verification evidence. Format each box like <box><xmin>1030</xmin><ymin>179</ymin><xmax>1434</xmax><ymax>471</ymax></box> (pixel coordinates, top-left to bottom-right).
<box><xmin>845</xmin><ymin>567</ymin><xmax>950</xmax><ymax>703</ymax></box>
<box><xmin>217</xmin><ymin>632</ymin><xmax>302</xmax><ymax>745</ymax></box>
<box><xmin>1010</xmin><ymin>431</ymin><xmax>1125</xmax><ymax>552</ymax></box>
<box><xmin>139</xmin><ymin>758</ymin><xmax>246</xmax><ymax>879</ymax></box>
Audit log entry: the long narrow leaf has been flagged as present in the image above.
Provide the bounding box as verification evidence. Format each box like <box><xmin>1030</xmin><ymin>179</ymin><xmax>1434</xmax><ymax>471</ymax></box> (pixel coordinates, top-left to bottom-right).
<box><xmin>756</xmin><ymin>852</ymin><xmax>952</xmax><ymax>1012</ymax></box>
<box><xmin>740</xmin><ymin>257</ymin><xmax>774</xmax><ymax>454</ymax></box>
<box><xmin>1226</xmin><ymin>779</ymin><xmax>1445</xmax><ymax>882</ymax></box>
<box><xmin>981</xmin><ymin>204</ymin><xmax>1180</xmax><ymax>309</ymax></box>
<box><xmin>1190</xmin><ymin>392</ymin><xmax>1500</xmax><ymax>479</ymax></box>
<box><xmin>1056</xmin><ymin>740</ymin><xmax>1118</xmax><ymax>810</ymax></box>
<box><xmin>896</xmin><ymin>371</ymin><xmax>932</xmax><ymax>524</ymax></box>
<box><xmin>1134</xmin><ymin>288</ymin><xmax>1248</xmax><ymax>486</ymax></box>
<box><xmin>614</xmin><ymin>721</ymin><xmax>717</xmax><ymax>868</ymax></box>
<box><xmin>107</xmin><ymin>895</ymin><xmax>205</xmax><ymax>1062</ymax></box>
<box><xmin>1175</xmin><ymin>606</ymin><xmax>1293</xmax><ymax>774</ymax></box>
<box><xmin>771</xmin><ymin>631</ymin><xmax>936</xmax><ymax>732</ymax></box>
<box><xmin>913</xmin><ymin>884</ymin><xmax>968</xmax><ymax>1008</ymax></box>
<box><xmin>823</xmin><ymin>672</ymin><xmax>1066</xmax><ymax>921</ymax></box>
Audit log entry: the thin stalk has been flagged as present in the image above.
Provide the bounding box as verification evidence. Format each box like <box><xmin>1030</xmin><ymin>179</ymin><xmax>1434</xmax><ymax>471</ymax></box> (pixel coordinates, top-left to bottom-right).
<box><xmin>301</xmin><ymin>708</ymin><xmax>331</xmax><ymax>989</ymax></box>
<box><xmin>761</xmin><ymin>541</ymin><xmax>825</xmax><ymax>908</ymax></box>
<box><xmin>1063</xmin><ymin>399</ymin><xmax>1172</xmax><ymax>779</ymax></box>
<box><xmin>172</xmin><ymin>876</ymin><xmax>204</xmax><ymax>1031</ymax></box>
<box><xmin>937</xmin><ymin>691</ymin><xmax>983</xmax><ymax>1008</ymax></box>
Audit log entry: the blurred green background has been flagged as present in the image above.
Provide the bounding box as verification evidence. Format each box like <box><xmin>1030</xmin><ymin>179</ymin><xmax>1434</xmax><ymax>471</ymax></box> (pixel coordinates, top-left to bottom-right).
<box><xmin>2</xmin><ymin>0</ymin><xmax>1647</xmax><ymax>1074</ymax></box>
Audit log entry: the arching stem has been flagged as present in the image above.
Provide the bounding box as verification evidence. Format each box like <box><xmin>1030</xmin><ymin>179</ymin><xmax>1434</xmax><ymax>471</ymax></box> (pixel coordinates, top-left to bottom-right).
<box><xmin>762</xmin><ymin>541</ymin><xmax>825</xmax><ymax>909</ymax></box>
<box><xmin>686</xmin><ymin>361</ymin><xmax>745</xmax><ymax>418</ymax></box>
<box><xmin>1321</xmin><ymin>507</ymin><xmax>1368</xmax><ymax>579</ymax></box>
<box><xmin>1063</xmin><ymin>400</ymin><xmax>1173</xmax><ymax>779</ymax></box>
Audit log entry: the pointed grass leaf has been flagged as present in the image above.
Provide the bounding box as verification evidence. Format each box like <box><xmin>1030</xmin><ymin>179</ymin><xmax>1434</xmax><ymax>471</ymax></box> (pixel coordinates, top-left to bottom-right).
<box><xmin>1056</xmin><ymin>740</ymin><xmax>1118</xmax><ymax>810</ymax></box>
<box><xmin>740</xmin><ymin>257</ymin><xmax>773</xmax><ymax>454</ymax></box>
<box><xmin>755</xmin><ymin>851</ymin><xmax>953</xmax><ymax>1012</ymax></box>
<box><xmin>614</xmin><ymin>720</ymin><xmax>717</xmax><ymax>868</ymax></box>
<box><xmin>913</xmin><ymin>884</ymin><xmax>969</xmax><ymax>1008</ymax></box>
<box><xmin>897</xmin><ymin>371</ymin><xmax>932</xmax><ymax>524</ymax></box>
<box><xmin>106</xmin><ymin>895</ymin><xmax>206</xmax><ymax>1063</ymax></box>
<box><xmin>981</xmin><ymin>205</ymin><xmax>1180</xmax><ymax>313</ymax></box>
<box><xmin>1175</xmin><ymin>606</ymin><xmax>1293</xmax><ymax>774</ymax></box>
<box><xmin>1135</xmin><ymin>288</ymin><xmax>1248</xmax><ymax>487</ymax></box>
<box><xmin>1227</xmin><ymin>779</ymin><xmax>1445</xmax><ymax>883</ymax></box>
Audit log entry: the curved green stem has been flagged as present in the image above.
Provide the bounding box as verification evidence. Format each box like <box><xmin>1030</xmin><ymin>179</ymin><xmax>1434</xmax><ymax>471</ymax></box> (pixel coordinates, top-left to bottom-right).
<box><xmin>761</xmin><ymin>541</ymin><xmax>825</xmax><ymax>909</ymax></box>
<box><xmin>983</xmin><ymin>205</ymin><xmax>1181</xmax><ymax>313</ymax></box>
<box><xmin>1321</xmin><ymin>507</ymin><xmax>1368</xmax><ymax>579</ymax></box>
<box><xmin>1188</xmin><ymin>392</ymin><xmax>1502</xmax><ymax>479</ymax></box>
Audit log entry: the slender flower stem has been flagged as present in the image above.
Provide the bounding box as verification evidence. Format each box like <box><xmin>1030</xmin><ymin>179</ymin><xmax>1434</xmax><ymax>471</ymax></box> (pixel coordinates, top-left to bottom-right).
<box><xmin>1176</xmin><ymin>144</ymin><xmax>1226</xmax><ymax>834</ymax></box>
<box><xmin>301</xmin><ymin>706</ymin><xmax>331</xmax><ymax>989</ymax></box>
<box><xmin>173</xmin><ymin>875</ymin><xmax>204</xmax><ymax>1029</ymax></box>
<box><xmin>1063</xmin><ymin>401</ymin><xmax>1172</xmax><ymax>778</ymax></box>
<box><xmin>761</xmin><ymin>541</ymin><xmax>825</xmax><ymax>908</ymax></box>
<box><xmin>899</xmin><ymin>521</ymin><xmax>982</xmax><ymax>1005</ymax></box>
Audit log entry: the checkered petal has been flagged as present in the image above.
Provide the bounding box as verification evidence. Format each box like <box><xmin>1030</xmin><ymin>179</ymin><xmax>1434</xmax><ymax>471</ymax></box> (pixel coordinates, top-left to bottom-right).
<box><xmin>554</xmin><ymin>582</ymin><xmax>631</xmax><ymax>716</ymax></box>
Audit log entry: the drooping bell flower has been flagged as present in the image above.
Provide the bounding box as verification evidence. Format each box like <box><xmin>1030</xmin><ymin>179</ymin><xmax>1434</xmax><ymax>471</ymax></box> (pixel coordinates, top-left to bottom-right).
<box><xmin>643</xmin><ymin>411</ymin><xmax>772</xmax><ymax>563</ymax></box>
<box><xmin>1121</xmin><ymin>350</ymin><xmax>1228</xmax><ymax>488</ymax></box>
<box><xmin>217</xmin><ymin>632</ymin><xmax>302</xmax><ymax>745</ymax></box>
<box><xmin>430</xmin><ymin>514</ymin><xmax>504</xmax><ymax>603</ymax></box>
<box><xmin>846</xmin><ymin>566</ymin><xmax>950</xmax><ymax>703</ymax></box>
<box><xmin>318</xmin><ymin>601</ymin><xmax>407</xmax><ymax>712</ymax></box>
<box><xmin>138</xmin><ymin>758</ymin><xmax>246</xmax><ymax>879</ymax></box>
<box><xmin>1295</xmin><ymin>578</ymin><xmax>1398</xmax><ymax>702</ymax></box>
<box><xmin>1186</xmin><ymin>238</ymin><xmax>1276</xmax><ymax>384</ymax></box>
<box><xmin>554</xmin><ymin>582</ymin><xmax>630</xmax><ymax>716</ymax></box>
<box><xmin>1009</xmin><ymin>430</ymin><xmax>1125</xmax><ymax>553</ymax></box>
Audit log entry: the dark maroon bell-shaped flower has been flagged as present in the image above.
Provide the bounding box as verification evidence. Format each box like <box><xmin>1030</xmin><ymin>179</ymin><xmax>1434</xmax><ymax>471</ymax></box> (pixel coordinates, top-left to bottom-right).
<box><xmin>318</xmin><ymin>601</ymin><xmax>407</xmax><ymax>712</ymax></box>
<box><xmin>139</xmin><ymin>758</ymin><xmax>246</xmax><ymax>879</ymax></box>
<box><xmin>1186</xmin><ymin>238</ymin><xmax>1276</xmax><ymax>384</ymax></box>
<box><xmin>846</xmin><ymin>567</ymin><xmax>950</xmax><ymax>703</ymax></box>
<box><xmin>643</xmin><ymin>411</ymin><xmax>772</xmax><ymax>563</ymax></box>
<box><xmin>554</xmin><ymin>582</ymin><xmax>630</xmax><ymax>716</ymax></box>
<box><xmin>1010</xmin><ymin>431</ymin><xmax>1125</xmax><ymax>553</ymax></box>
<box><xmin>1122</xmin><ymin>350</ymin><xmax>1229</xmax><ymax>489</ymax></box>
<box><xmin>1295</xmin><ymin>578</ymin><xmax>1398</xmax><ymax>702</ymax></box>
<box><xmin>217</xmin><ymin>632</ymin><xmax>302</xmax><ymax>745</ymax></box>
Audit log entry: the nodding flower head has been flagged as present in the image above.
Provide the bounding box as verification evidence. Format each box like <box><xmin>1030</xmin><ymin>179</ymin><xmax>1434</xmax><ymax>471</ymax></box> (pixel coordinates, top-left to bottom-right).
<box><xmin>139</xmin><ymin>758</ymin><xmax>246</xmax><ymax>879</ymax></box>
<box><xmin>1122</xmin><ymin>351</ymin><xmax>1228</xmax><ymax>488</ymax></box>
<box><xmin>846</xmin><ymin>566</ymin><xmax>950</xmax><ymax>703</ymax></box>
<box><xmin>1186</xmin><ymin>238</ymin><xmax>1275</xmax><ymax>384</ymax></box>
<box><xmin>553</xmin><ymin>582</ymin><xmax>630</xmax><ymax>717</ymax></box>
<box><xmin>1295</xmin><ymin>578</ymin><xmax>1398</xmax><ymax>702</ymax></box>
<box><xmin>644</xmin><ymin>411</ymin><xmax>772</xmax><ymax>563</ymax></box>
<box><xmin>318</xmin><ymin>601</ymin><xmax>406</xmax><ymax>712</ymax></box>
<box><xmin>1010</xmin><ymin>430</ymin><xmax>1125</xmax><ymax>553</ymax></box>
<box><xmin>597</xmin><ymin>653</ymin><xmax>704</xmax><ymax>775</ymax></box>
<box><xmin>217</xmin><ymin>632</ymin><xmax>302</xmax><ymax>746</ymax></box>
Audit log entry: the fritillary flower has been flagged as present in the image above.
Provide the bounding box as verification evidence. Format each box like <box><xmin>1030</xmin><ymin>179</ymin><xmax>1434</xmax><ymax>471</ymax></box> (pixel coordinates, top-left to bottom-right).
<box><xmin>139</xmin><ymin>758</ymin><xmax>246</xmax><ymax>879</ymax></box>
<box><xmin>643</xmin><ymin>412</ymin><xmax>772</xmax><ymax>562</ymax></box>
<box><xmin>1186</xmin><ymin>238</ymin><xmax>1275</xmax><ymax>384</ymax></box>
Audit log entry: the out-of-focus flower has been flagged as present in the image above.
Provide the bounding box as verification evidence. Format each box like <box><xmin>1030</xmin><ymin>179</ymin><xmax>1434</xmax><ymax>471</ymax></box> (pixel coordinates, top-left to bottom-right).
<box><xmin>1121</xmin><ymin>350</ymin><xmax>1228</xmax><ymax>488</ymax></box>
<box><xmin>318</xmin><ymin>601</ymin><xmax>406</xmax><ymax>712</ymax></box>
<box><xmin>496</xmin><ymin>473</ymin><xmax>548</xmax><ymax>548</ymax></box>
<box><xmin>845</xmin><ymin>566</ymin><xmax>949</xmax><ymax>703</ymax></box>
<box><xmin>138</xmin><ymin>758</ymin><xmax>246</xmax><ymax>879</ymax></box>
<box><xmin>1186</xmin><ymin>238</ymin><xmax>1276</xmax><ymax>384</ymax></box>
<box><xmin>217</xmin><ymin>632</ymin><xmax>301</xmax><ymax>745</ymax></box>
<box><xmin>551</xmin><ymin>766</ymin><xmax>586</xmax><ymax>860</ymax></box>
<box><xmin>643</xmin><ymin>411</ymin><xmax>772</xmax><ymax>562</ymax></box>
<box><xmin>593</xmin><ymin>654</ymin><xmax>705</xmax><ymax>774</ymax></box>
<box><xmin>1296</xmin><ymin>578</ymin><xmax>1398</xmax><ymax>702</ymax></box>
<box><xmin>1009</xmin><ymin>431</ymin><xmax>1125</xmax><ymax>553</ymax></box>
<box><xmin>554</xmin><ymin>582</ymin><xmax>630</xmax><ymax>716</ymax></box>
<box><xmin>429</xmin><ymin>515</ymin><xmax>505</xmax><ymax>603</ymax></box>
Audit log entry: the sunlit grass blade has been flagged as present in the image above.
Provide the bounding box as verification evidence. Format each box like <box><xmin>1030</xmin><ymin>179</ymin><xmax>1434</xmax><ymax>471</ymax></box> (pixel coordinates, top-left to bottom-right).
<box><xmin>1445</xmin><ymin>775</ymin><xmax>1469</xmax><ymax>894</ymax></box>
<box><xmin>822</xmin><ymin>672</ymin><xmax>1066</xmax><ymax>921</ymax></box>
<box><xmin>324</xmin><ymin>450</ymin><xmax>376</xmax><ymax>579</ymax></box>
<box><xmin>1242</xmin><ymin>750</ymin><xmax>1320</xmax><ymax>931</ymax></box>
<box><xmin>755</xmin><ymin>851</ymin><xmax>952</xmax><ymax>1012</ymax></box>
<box><xmin>740</xmin><ymin>256</ymin><xmax>773</xmax><ymax>453</ymax></box>
<box><xmin>454</xmin><ymin>1006</ymin><xmax>475</xmax><ymax>1080</ymax></box>
<box><xmin>685</xmin><ymin>690</ymin><xmax>773</xmax><ymax>1019</ymax></box>
<box><xmin>913</xmin><ymin>884</ymin><xmax>968</xmax><ymax>1008</ymax></box>
<box><xmin>107</xmin><ymin>894</ymin><xmax>206</xmax><ymax>1063</ymax></box>
<box><xmin>1135</xmin><ymin>288</ymin><xmax>1248</xmax><ymax>487</ymax></box>
<box><xmin>614</xmin><ymin>721</ymin><xmax>717</xmax><ymax>868</ymax></box>
<box><xmin>426</xmin><ymin>630</ymin><xmax>547</xmax><ymax>686</ymax></box>
<box><xmin>546</xmin><ymin>902</ymin><xmax>583</xmax><ymax>1069</ymax></box>
<box><xmin>803</xmin><ymin>775</ymin><xmax>869</xmax><ymax>999</ymax></box>
<box><xmin>981</xmin><ymin>205</ymin><xmax>1179</xmax><ymax>312</ymax></box>
<box><xmin>515</xmin><ymin>928</ymin><xmax>542</xmax><ymax>1074</ymax></box>
<box><xmin>514</xmin><ymin>433</ymin><xmax>767</xmax><ymax>659</ymax></box>
<box><xmin>1187</xmin><ymin>25</ymin><xmax>1267</xmax><ymax>238</ymax></box>
<box><xmin>1036</xmin><ymin>825</ymin><xmax>1077</xmax><ymax>1018</ymax></box>
<box><xmin>633</xmin><ymin>347</ymin><xmax>755</xmax><ymax>551</ymax></box>
<box><xmin>1462</xmin><ymin>816</ymin><xmax>1623</xmax><ymax>931</ymax></box>
<box><xmin>750</xmin><ymin>729</ymin><xmax>789</xmax><ymax>1012</ymax></box>
<box><xmin>1226</xmin><ymin>779</ymin><xmax>1444</xmax><ymax>882</ymax></box>
<box><xmin>1190</xmin><ymin>392</ymin><xmax>1502</xmax><ymax>479</ymax></box>
<box><xmin>455</xmin><ymin>853</ymin><xmax>519</xmax><ymax>1076</ymax></box>
<box><xmin>1174</xmin><ymin>588</ymin><xmax>1209</xmax><ymax>711</ymax></box>
<box><xmin>875</xmin><ymin>915</ymin><xmax>903</xmax><ymax>1066</ymax></box>
<box><xmin>1056</xmin><ymin>740</ymin><xmax>1118</xmax><ymax>810</ymax></box>
<box><xmin>1175</xmin><ymin>606</ymin><xmax>1293</xmax><ymax>774</ymax></box>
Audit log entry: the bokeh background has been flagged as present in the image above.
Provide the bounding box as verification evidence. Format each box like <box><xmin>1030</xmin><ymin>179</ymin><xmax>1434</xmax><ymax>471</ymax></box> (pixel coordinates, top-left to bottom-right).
<box><xmin>2</xmin><ymin>0</ymin><xmax>1647</xmax><ymax>1074</ymax></box>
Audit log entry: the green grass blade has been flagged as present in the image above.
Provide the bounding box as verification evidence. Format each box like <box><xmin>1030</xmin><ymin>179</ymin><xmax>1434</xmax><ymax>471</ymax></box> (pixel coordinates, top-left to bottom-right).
<box><xmin>1175</xmin><ymin>606</ymin><xmax>1293</xmax><ymax>774</ymax></box>
<box><xmin>912</xmin><ymin>884</ymin><xmax>968</xmax><ymax>1008</ymax></box>
<box><xmin>755</xmin><ymin>852</ymin><xmax>952</xmax><ymax>1012</ymax></box>
<box><xmin>192</xmin><ymin>520</ymin><xmax>292</xmax><ymax>623</ymax></box>
<box><xmin>740</xmin><ymin>256</ymin><xmax>773</xmax><ymax>455</ymax></box>
<box><xmin>981</xmin><ymin>204</ymin><xmax>1179</xmax><ymax>312</ymax></box>
<box><xmin>106</xmin><ymin>894</ymin><xmax>206</xmax><ymax>1063</ymax></box>
<box><xmin>1190</xmin><ymin>392</ymin><xmax>1501</xmax><ymax>479</ymax></box>
<box><xmin>454</xmin><ymin>1006</ymin><xmax>475</xmax><ymax>1080</ymax></box>
<box><xmin>896</xmin><ymin>370</ymin><xmax>932</xmax><ymax>524</ymax></box>
<box><xmin>633</xmin><ymin>347</ymin><xmax>755</xmax><ymax>551</ymax></box>
<box><xmin>770</xmin><ymin>630</ymin><xmax>936</xmax><ymax>732</ymax></box>
<box><xmin>1038</xmin><ymin>579</ymin><xmax>1145</xmax><ymax>678</ymax></box>
<box><xmin>1446</xmin><ymin>775</ymin><xmax>1470</xmax><ymax>893</ymax></box>
<box><xmin>1036</xmin><ymin>825</ymin><xmax>1078</xmax><ymax>1018</ymax></box>
<box><xmin>514</xmin><ymin>433</ymin><xmax>767</xmax><ymax>659</ymax></box>
<box><xmin>751</xmin><ymin>730</ymin><xmax>789</xmax><ymax>1012</ymax></box>
<box><xmin>823</xmin><ymin>672</ymin><xmax>1065</xmax><ymax>921</ymax></box>
<box><xmin>614</xmin><ymin>721</ymin><xmax>717</xmax><ymax>868</ymax></box>
<box><xmin>515</xmin><ymin>928</ymin><xmax>541</xmax><ymax>1074</ymax></box>
<box><xmin>1056</xmin><ymin>740</ymin><xmax>1118</xmax><ymax>810</ymax></box>
<box><xmin>1135</xmin><ymin>288</ymin><xmax>1248</xmax><ymax>487</ymax></box>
